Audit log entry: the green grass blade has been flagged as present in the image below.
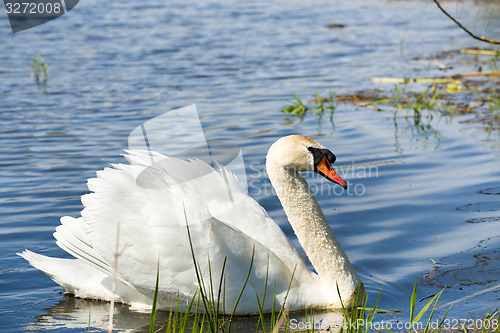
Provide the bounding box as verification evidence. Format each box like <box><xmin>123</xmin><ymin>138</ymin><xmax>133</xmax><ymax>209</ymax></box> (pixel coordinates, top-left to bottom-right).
<box><xmin>192</xmin><ymin>291</ymin><xmax>201</xmax><ymax>333</ymax></box>
<box><xmin>367</xmin><ymin>286</ymin><xmax>383</xmax><ymax>327</ymax></box>
<box><xmin>292</xmin><ymin>94</ymin><xmax>303</xmax><ymax>106</ymax></box>
<box><xmin>409</xmin><ymin>279</ymin><xmax>418</xmax><ymax>323</ymax></box>
<box><xmin>433</xmin><ymin>306</ymin><xmax>451</xmax><ymax>333</ymax></box>
<box><xmin>184</xmin><ymin>207</ymin><xmax>216</xmax><ymax>333</ymax></box>
<box><xmin>336</xmin><ymin>283</ymin><xmax>349</xmax><ymax>326</ymax></box>
<box><xmin>422</xmin><ymin>289</ymin><xmax>443</xmax><ymax>332</ymax></box>
<box><xmin>173</xmin><ymin>293</ymin><xmax>180</xmax><ymax>333</ymax></box>
<box><xmin>255</xmin><ymin>291</ymin><xmax>267</xmax><ymax>333</ymax></box>
<box><xmin>166</xmin><ymin>304</ymin><xmax>173</xmax><ymax>333</ymax></box>
<box><xmin>208</xmin><ymin>254</ymin><xmax>215</xmax><ymax>306</ymax></box>
<box><xmin>180</xmin><ymin>297</ymin><xmax>196</xmax><ymax>332</ymax></box>
<box><xmin>271</xmin><ymin>264</ymin><xmax>297</xmax><ymax>332</ymax></box>
<box><xmin>149</xmin><ymin>263</ymin><xmax>160</xmax><ymax>333</ymax></box>
<box><xmin>283</xmin><ymin>265</ymin><xmax>296</xmax><ymax>307</ymax></box>
<box><xmin>270</xmin><ymin>281</ymin><xmax>277</xmax><ymax>331</ymax></box>
<box><xmin>370</xmin><ymin>97</ymin><xmax>393</xmax><ymax>104</ymax></box>
<box><xmin>412</xmin><ymin>289</ymin><xmax>444</xmax><ymax>324</ymax></box>
<box><xmin>256</xmin><ymin>257</ymin><xmax>270</xmax><ymax>333</ymax></box>
<box><xmin>216</xmin><ymin>256</ymin><xmax>227</xmax><ymax>316</ymax></box>
<box><xmin>329</xmin><ymin>90</ymin><xmax>335</xmax><ymax>105</ymax></box>
<box><xmin>228</xmin><ymin>245</ymin><xmax>255</xmax><ymax>329</ymax></box>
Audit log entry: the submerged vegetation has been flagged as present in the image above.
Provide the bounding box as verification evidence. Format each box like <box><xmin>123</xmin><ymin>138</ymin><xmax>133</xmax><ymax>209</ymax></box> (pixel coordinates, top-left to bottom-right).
<box><xmin>282</xmin><ymin>48</ymin><xmax>500</xmax><ymax>131</ymax></box>
<box><xmin>282</xmin><ymin>91</ymin><xmax>337</xmax><ymax>135</ymax></box>
<box><xmin>283</xmin><ymin>91</ymin><xmax>336</xmax><ymax>117</ymax></box>
<box><xmin>31</xmin><ymin>52</ymin><xmax>48</xmax><ymax>82</ymax></box>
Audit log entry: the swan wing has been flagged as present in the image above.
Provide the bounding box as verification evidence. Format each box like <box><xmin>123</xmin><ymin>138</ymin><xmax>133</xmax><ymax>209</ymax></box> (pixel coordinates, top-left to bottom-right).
<box><xmin>51</xmin><ymin>150</ymin><xmax>320</xmax><ymax>312</ymax></box>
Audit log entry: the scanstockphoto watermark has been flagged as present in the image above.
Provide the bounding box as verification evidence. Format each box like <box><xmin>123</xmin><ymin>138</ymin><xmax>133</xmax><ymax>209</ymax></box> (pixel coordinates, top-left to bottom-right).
<box><xmin>289</xmin><ymin>318</ymin><xmax>500</xmax><ymax>331</ymax></box>
<box><xmin>3</xmin><ymin>0</ymin><xmax>79</xmax><ymax>32</ymax></box>
<box><xmin>248</xmin><ymin>161</ymin><xmax>379</xmax><ymax>197</ymax></box>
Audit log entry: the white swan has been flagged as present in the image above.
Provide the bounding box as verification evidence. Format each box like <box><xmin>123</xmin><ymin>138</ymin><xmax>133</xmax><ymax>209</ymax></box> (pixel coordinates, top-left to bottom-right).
<box><xmin>19</xmin><ymin>135</ymin><xmax>363</xmax><ymax>314</ymax></box>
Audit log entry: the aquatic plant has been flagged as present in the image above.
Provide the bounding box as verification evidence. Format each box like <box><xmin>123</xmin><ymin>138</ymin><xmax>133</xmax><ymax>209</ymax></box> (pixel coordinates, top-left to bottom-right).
<box><xmin>337</xmin><ymin>284</ymin><xmax>384</xmax><ymax>333</ymax></box>
<box><xmin>489</xmin><ymin>94</ymin><xmax>500</xmax><ymax>114</ymax></box>
<box><xmin>474</xmin><ymin>310</ymin><xmax>500</xmax><ymax>333</ymax></box>
<box><xmin>31</xmin><ymin>52</ymin><xmax>48</xmax><ymax>82</ymax></box>
<box><xmin>282</xmin><ymin>91</ymin><xmax>336</xmax><ymax>134</ymax></box>
<box><xmin>405</xmin><ymin>279</ymin><xmax>448</xmax><ymax>333</ymax></box>
<box><xmin>281</xmin><ymin>91</ymin><xmax>335</xmax><ymax>116</ymax></box>
<box><xmin>408</xmin><ymin>85</ymin><xmax>443</xmax><ymax>115</ymax></box>
<box><xmin>282</xmin><ymin>94</ymin><xmax>308</xmax><ymax>116</ymax></box>
<box><xmin>394</xmin><ymin>83</ymin><xmax>407</xmax><ymax>112</ymax></box>
<box><xmin>377</xmin><ymin>83</ymin><xmax>444</xmax><ymax>119</ymax></box>
<box><xmin>285</xmin><ymin>86</ymin><xmax>443</xmax><ymax>121</ymax></box>
<box><xmin>313</xmin><ymin>90</ymin><xmax>336</xmax><ymax>113</ymax></box>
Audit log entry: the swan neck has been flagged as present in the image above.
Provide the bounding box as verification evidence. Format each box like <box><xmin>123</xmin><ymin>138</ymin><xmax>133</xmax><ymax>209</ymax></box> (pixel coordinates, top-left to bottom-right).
<box><xmin>266</xmin><ymin>163</ymin><xmax>361</xmax><ymax>303</ymax></box>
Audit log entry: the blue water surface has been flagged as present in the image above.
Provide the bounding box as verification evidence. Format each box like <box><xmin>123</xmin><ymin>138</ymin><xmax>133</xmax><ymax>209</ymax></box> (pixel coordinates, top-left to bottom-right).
<box><xmin>1</xmin><ymin>0</ymin><xmax>499</xmax><ymax>331</ymax></box>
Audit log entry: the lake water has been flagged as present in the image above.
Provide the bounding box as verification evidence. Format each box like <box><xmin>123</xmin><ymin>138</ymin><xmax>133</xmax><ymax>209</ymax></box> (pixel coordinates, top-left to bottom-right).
<box><xmin>1</xmin><ymin>0</ymin><xmax>499</xmax><ymax>331</ymax></box>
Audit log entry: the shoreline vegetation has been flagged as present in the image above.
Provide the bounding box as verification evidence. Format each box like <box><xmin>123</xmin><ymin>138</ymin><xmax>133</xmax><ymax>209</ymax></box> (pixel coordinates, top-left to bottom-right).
<box><xmin>88</xmin><ymin>210</ymin><xmax>498</xmax><ymax>332</ymax></box>
<box><xmin>142</xmin><ymin>263</ymin><xmax>499</xmax><ymax>333</ymax></box>
<box><xmin>282</xmin><ymin>48</ymin><xmax>500</xmax><ymax>132</ymax></box>
<box><xmin>101</xmin><ymin>228</ymin><xmax>499</xmax><ymax>333</ymax></box>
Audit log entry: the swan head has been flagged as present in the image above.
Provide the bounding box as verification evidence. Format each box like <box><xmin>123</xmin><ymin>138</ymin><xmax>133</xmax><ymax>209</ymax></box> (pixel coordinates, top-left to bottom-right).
<box><xmin>266</xmin><ymin>135</ymin><xmax>347</xmax><ymax>189</ymax></box>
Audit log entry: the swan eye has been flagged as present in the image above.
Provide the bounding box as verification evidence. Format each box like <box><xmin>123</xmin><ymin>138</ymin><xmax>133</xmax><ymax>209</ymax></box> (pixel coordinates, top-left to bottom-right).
<box><xmin>307</xmin><ymin>146</ymin><xmax>337</xmax><ymax>168</ymax></box>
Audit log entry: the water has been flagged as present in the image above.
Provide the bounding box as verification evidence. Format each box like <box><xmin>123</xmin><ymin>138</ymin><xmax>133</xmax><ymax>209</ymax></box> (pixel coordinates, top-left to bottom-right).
<box><xmin>1</xmin><ymin>0</ymin><xmax>499</xmax><ymax>331</ymax></box>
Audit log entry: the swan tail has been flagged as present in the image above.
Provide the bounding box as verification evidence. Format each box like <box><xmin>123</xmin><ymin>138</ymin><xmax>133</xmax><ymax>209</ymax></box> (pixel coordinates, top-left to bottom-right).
<box><xmin>53</xmin><ymin>216</ymin><xmax>116</xmax><ymax>279</ymax></box>
<box><xmin>18</xmin><ymin>250</ymin><xmax>151</xmax><ymax>306</ymax></box>
<box><xmin>17</xmin><ymin>249</ymin><xmax>93</xmax><ymax>295</ymax></box>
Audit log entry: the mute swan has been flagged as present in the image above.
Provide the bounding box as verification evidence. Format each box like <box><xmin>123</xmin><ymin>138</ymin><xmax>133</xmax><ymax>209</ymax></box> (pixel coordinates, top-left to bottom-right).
<box><xmin>19</xmin><ymin>135</ymin><xmax>363</xmax><ymax>314</ymax></box>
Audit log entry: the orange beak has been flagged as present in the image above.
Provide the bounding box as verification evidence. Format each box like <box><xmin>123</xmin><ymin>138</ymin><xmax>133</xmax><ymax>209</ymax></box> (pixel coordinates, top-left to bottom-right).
<box><xmin>316</xmin><ymin>156</ymin><xmax>347</xmax><ymax>190</ymax></box>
